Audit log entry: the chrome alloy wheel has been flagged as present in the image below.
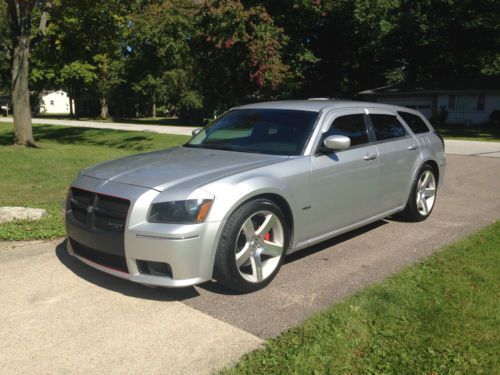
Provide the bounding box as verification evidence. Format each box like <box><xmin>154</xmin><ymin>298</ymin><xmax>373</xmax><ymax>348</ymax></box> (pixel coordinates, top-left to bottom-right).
<box><xmin>416</xmin><ymin>170</ymin><xmax>436</xmax><ymax>216</ymax></box>
<box><xmin>234</xmin><ymin>210</ymin><xmax>285</xmax><ymax>283</ymax></box>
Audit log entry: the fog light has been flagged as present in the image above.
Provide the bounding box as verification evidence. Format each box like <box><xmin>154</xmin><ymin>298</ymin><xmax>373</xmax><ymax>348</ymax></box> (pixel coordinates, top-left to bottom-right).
<box><xmin>137</xmin><ymin>260</ymin><xmax>173</xmax><ymax>278</ymax></box>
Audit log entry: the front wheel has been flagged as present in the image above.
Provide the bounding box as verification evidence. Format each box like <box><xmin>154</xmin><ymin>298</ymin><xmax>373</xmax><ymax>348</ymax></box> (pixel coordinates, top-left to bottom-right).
<box><xmin>400</xmin><ymin>164</ymin><xmax>437</xmax><ymax>221</ymax></box>
<box><xmin>214</xmin><ymin>199</ymin><xmax>289</xmax><ymax>293</ymax></box>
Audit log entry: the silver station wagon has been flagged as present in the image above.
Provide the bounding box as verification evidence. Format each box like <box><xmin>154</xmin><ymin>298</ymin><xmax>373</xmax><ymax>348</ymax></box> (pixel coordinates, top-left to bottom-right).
<box><xmin>64</xmin><ymin>100</ymin><xmax>446</xmax><ymax>292</ymax></box>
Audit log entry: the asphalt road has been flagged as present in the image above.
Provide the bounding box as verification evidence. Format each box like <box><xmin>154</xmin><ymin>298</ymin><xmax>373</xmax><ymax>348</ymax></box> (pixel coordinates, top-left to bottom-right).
<box><xmin>181</xmin><ymin>154</ymin><xmax>500</xmax><ymax>337</ymax></box>
<box><xmin>1</xmin><ymin>153</ymin><xmax>499</xmax><ymax>373</ymax></box>
<box><xmin>0</xmin><ymin>117</ymin><xmax>196</xmax><ymax>136</ymax></box>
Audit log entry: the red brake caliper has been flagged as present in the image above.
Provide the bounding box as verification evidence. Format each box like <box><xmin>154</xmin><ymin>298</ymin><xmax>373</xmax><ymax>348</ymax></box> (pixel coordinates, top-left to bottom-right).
<box><xmin>264</xmin><ymin>232</ymin><xmax>271</xmax><ymax>241</ymax></box>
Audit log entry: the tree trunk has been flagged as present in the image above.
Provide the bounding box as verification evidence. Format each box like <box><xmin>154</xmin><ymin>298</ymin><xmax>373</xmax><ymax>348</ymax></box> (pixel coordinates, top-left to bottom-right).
<box><xmin>68</xmin><ymin>87</ymin><xmax>74</xmax><ymax>117</ymax></box>
<box><xmin>99</xmin><ymin>97</ymin><xmax>109</xmax><ymax>119</ymax></box>
<box><xmin>152</xmin><ymin>100</ymin><xmax>156</xmax><ymax>118</ymax></box>
<box><xmin>11</xmin><ymin>35</ymin><xmax>36</xmax><ymax>147</ymax></box>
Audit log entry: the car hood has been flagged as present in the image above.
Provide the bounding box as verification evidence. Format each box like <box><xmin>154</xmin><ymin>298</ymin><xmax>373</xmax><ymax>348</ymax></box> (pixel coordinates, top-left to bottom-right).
<box><xmin>82</xmin><ymin>146</ymin><xmax>287</xmax><ymax>192</ymax></box>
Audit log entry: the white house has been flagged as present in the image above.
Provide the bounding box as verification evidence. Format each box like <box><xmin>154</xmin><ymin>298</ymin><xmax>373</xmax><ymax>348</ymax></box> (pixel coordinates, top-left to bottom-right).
<box><xmin>358</xmin><ymin>77</ymin><xmax>500</xmax><ymax>125</ymax></box>
<box><xmin>0</xmin><ymin>95</ymin><xmax>10</xmax><ymax>115</ymax></box>
<box><xmin>39</xmin><ymin>90</ymin><xmax>74</xmax><ymax>115</ymax></box>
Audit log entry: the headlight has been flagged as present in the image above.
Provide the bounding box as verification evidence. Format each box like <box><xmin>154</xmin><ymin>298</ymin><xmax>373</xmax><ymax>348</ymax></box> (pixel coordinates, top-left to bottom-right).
<box><xmin>147</xmin><ymin>199</ymin><xmax>213</xmax><ymax>224</ymax></box>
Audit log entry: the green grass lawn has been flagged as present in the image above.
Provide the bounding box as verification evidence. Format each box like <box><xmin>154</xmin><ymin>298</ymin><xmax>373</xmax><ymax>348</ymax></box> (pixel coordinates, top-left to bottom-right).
<box><xmin>224</xmin><ymin>221</ymin><xmax>500</xmax><ymax>375</ymax></box>
<box><xmin>436</xmin><ymin>124</ymin><xmax>500</xmax><ymax>142</ymax></box>
<box><xmin>0</xmin><ymin>123</ymin><xmax>189</xmax><ymax>241</ymax></box>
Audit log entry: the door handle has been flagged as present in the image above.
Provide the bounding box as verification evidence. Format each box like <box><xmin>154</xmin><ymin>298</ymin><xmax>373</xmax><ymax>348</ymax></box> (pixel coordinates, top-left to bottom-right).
<box><xmin>363</xmin><ymin>153</ymin><xmax>377</xmax><ymax>161</ymax></box>
<box><xmin>408</xmin><ymin>144</ymin><xmax>419</xmax><ymax>150</ymax></box>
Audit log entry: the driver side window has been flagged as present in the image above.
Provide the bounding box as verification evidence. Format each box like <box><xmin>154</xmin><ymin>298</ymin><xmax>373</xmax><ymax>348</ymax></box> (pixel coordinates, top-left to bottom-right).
<box><xmin>321</xmin><ymin>114</ymin><xmax>369</xmax><ymax>148</ymax></box>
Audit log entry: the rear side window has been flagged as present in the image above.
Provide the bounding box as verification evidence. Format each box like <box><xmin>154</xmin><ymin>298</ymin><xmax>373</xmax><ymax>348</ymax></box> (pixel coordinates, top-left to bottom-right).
<box><xmin>369</xmin><ymin>114</ymin><xmax>407</xmax><ymax>141</ymax></box>
<box><xmin>398</xmin><ymin>111</ymin><xmax>430</xmax><ymax>134</ymax></box>
<box><xmin>323</xmin><ymin>114</ymin><xmax>369</xmax><ymax>147</ymax></box>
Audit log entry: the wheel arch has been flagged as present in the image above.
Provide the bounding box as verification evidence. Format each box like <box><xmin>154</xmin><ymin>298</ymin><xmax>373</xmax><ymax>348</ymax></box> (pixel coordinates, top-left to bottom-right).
<box><xmin>403</xmin><ymin>157</ymin><xmax>440</xmax><ymax>207</ymax></box>
<box><xmin>223</xmin><ymin>192</ymin><xmax>295</xmax><ymax>247</ymax></box>
<box><xmin>424</xmin><ymin>159</ymin><xmax>440</xmax><ymax>185</ymax></box>
<box><xmin>209</xmin><ymin>191</ymin><xmax>295</xmax><ymax>281</ymax></box>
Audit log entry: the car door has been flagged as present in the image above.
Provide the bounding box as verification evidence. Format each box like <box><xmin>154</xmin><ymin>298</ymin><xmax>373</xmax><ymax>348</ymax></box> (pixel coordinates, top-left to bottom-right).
<box><xmin>309</xmin><ymin>109</ymin><xmax>380</xmax><ymax>239</ymax></box>
<box><xmin>366</xmin><ymin>108</ymin><xmax>422</xmax><ymax>212</ymax></box>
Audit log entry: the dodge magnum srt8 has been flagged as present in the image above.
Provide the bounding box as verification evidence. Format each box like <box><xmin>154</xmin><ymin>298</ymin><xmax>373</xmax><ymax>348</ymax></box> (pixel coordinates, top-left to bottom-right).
<box><xmin>64</xmin><ymin>100</ymin><xmax>446</xmax><ymax>292</ymax></box>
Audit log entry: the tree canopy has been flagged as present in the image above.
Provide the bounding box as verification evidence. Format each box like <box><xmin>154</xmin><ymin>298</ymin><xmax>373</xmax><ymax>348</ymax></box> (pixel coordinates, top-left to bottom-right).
<box><xmin>3</xmin><ymin>0</ymin><xmax>499</xmax><ymax>126</ymax></box>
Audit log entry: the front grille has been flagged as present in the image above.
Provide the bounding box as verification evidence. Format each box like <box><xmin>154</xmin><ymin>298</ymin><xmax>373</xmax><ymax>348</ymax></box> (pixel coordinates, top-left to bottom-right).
<box><xmin>70</xmin><ymin>238</ymin><xmax>128</xmax><ymax>273</ymax></box>
<box><xmin>70</xmin><ymin>188</ymin><xmax>92</xmax><ymax>225</ymax></box>
<box><xmin>69</xmin><ymin>188</ymin><xmax>130</xmax><ymax>232</ymax></box>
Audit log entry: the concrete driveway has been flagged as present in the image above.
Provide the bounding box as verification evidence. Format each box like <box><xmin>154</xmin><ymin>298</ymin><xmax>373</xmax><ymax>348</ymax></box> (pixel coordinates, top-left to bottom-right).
<box><xmin>445</xmin><ymin>139</ymin><xmax>500</xmax><ymax>157</ymax></box>
<box><xmin>0</xmin><ymin>240</ymin><xmax>262</xmax><ymax>375</ymax></box>
<box><xmin>1</xmin><ymin>153</ymin><xmax>499</xmax><ymax>374</ymax></box>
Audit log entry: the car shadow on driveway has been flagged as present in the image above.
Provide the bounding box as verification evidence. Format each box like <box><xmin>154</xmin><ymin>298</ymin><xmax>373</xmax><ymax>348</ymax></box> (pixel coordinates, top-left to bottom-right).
<box><xmin>196</xmin><ymin>219</ymin><xmax>389</xmax><ymax>295</ymax></box>
<box><xmin>56</xmin><ymin>220</ymin><xmax>389</xmax><ymax>299</ymax></box>
<box><xmin>284</xmin><ymin>220</ymin><xmax>388</xmax><ymax>264</ymax></box>
<box><xmin>55</xmin><ymin>239</ymin><xmax>200</xmax><ymax>301</ymax></box>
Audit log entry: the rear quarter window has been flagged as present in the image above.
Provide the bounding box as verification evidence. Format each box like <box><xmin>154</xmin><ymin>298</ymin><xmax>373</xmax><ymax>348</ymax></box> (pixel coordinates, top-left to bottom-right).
<box><xmin>398</xmin><ymin>111</ymin><xmax>430</xmax><ymax>134</ymax></box>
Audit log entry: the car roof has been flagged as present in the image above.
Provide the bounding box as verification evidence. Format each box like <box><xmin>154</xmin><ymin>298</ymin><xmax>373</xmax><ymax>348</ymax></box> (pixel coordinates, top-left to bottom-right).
<box><xmin>235</xmin><ymin>100</ymin><xmax>426</xmax><ymax>117</ymax></box>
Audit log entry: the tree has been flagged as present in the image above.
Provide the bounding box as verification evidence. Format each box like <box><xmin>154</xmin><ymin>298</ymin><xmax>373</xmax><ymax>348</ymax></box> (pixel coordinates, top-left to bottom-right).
<box><xmin>0</xmin><ymin>2</ymin><xmax>10</xmax><ymax>94</ymax></box>
<box><xmin>59</xmin><ymin>61</ymin><xmax>96</xmax><ymax>116</ymax></box>
<box><xmin>194</xmin><ymin>0</ymin><xmax>290</xmax><ymax>115</ymax></box>
<box><xmin>382</xmin><ymin>0</ymin><xmax>500</xmax><ymax>85</ymax></box>
<box><xmin>4</xmin><ymin>0</ymin><xmax>52</xmax><ymax>146</ymax></box>
<box><xmin>94</xmin><ymin>53</ymin><xmax>124</xmax><ymax>119</ymax></box>
<box><xmin>33</xmin><ymin>0</ymin><xmax>131</xmax><ymax>119</ymax></box>
<box><xmin>128</xmin><ymin>1</ymin><xmax>202</xmax><ymax>118</ymax></box>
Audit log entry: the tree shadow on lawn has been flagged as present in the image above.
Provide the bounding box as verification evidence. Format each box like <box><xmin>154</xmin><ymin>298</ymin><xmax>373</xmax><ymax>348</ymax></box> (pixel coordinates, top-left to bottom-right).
<box><xmin>112</xmin><ymin>117</ymin><xmax>201</xmax><ymax>127</ymax></box>
<box><xmin>33</xmin><ymin>114</ymin><xmax>201</xmax><ymax>127</ymax></box>
<box><xmin>0</xmin><ymin>125</ymin><xmax>156</xmax><ymax>151</ymax></box>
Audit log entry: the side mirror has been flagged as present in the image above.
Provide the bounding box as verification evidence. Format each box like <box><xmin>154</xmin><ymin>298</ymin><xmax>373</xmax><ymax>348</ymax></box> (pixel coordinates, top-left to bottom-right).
<box><xmin>323</xmin><ymin>135</ymin><xmax>350</xmax><ymax>151</ymax></box>
<box><xmin>192</xmin><ymin>128</ymin><xmax>202</xmax><ymax>136</ymax></box>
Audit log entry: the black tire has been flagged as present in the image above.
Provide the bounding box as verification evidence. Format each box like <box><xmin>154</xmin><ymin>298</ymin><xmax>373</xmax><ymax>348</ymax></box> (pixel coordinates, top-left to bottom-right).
<box><xmin>399</xmin><ymin>164</ymin><xmax>437</xmax><ymax>222</ymax></box>
<box><xmin>214</xmin><ymin>198</ymin><xmax>290</xmax><ymax>293</ymax></box>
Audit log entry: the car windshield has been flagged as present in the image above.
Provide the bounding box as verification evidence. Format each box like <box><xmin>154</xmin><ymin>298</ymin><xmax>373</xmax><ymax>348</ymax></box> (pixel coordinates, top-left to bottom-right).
<box><xmin>185</xmin><ymin>108</ymin><xmax>319</xmax><ymax>156</ymax></box>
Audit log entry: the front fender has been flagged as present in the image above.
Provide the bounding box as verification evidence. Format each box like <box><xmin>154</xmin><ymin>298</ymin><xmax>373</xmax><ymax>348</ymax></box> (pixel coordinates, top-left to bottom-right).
<box><xmin>206</xmin><ymin>176</ymin><xmax>299</xmax><ymax>223</ymax></box>
<box><xmin>202</xmin><ymin>157</ymin><xmax>311</xmax><ymax>247</ymax></box>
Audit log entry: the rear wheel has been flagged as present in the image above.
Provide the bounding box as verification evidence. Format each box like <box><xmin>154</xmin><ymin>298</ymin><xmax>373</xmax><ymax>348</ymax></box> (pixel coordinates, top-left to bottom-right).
<box><xmin>400</xmin><ymin>164</ymin><xmax>437</xmax><ymax>221</ymax></box>
<box><xmin>214</xmin><ymin>199</ymin><xmax>289</xmax><ymax>293</ymax></box>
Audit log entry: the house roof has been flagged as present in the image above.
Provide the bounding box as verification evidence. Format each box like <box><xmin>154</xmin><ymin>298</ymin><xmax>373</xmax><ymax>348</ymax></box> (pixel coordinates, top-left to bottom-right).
<box><xmin>40</xmin><ymin>89</ymin><xmax>67</xmax><ymax>96</ymax></box>
<box><xmin>358</xmin><ymin>76</ymin><xmax>500</xmax><ymax>96</ymax></box>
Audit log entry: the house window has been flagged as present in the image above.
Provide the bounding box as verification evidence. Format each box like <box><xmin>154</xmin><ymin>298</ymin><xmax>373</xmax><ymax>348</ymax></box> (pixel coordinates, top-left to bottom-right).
<box><xmin>50</xmin><ymin>100</ymin><xmax>54</xmax><ymax>105</ymax></box>
<box><xmin>448</xmin><ymin>95</ymin><xmax>456</xmax><ymax>110</ymax></box>
<box><xmin>477</xmin><ymin>95</ymin><xmax>485</xmax><ymax>111</ymax></box>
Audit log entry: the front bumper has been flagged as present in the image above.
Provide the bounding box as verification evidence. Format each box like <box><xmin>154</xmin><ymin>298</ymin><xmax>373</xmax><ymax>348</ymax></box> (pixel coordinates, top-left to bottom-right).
<box><xmin>65</xmin><ymin>175</ymin><xmax>223</xmax><ymax>287</ymax></box>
